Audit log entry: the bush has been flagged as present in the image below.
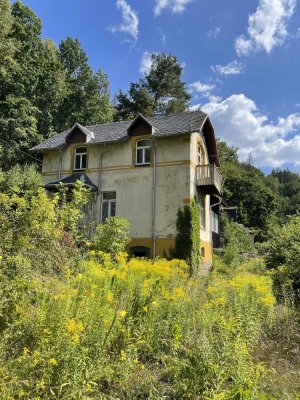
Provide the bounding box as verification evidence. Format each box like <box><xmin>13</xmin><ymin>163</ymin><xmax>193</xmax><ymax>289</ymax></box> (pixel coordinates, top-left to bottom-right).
<box><xmin>89</xmin><ymin>216</ymin><xmax>130</xmax><ymax>257</ymax></box>
<box><xmin>265</xmin><ymin>215</ymin><xmax>300</xmax><ymax>300</ymax></box>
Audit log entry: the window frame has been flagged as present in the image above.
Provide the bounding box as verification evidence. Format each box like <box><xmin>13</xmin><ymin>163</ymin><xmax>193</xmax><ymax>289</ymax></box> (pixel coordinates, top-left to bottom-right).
<box><xmin>197</xmin><ymin>142</ymin><xmax>205</xmax><ymax>165</ymax></box>
<box><xmin>101</xmin><ymin>191</ymin><xmax>116</xmax><ymax>222</ymax></box>
<box><xmin>74</xmin><ymin>146</ymin><xmax>87</xmax><ymax>171</ymax></box>
<box><xmin>135</xmin><ymin>139</ymin><xmax>151</xmax><ymax>166</ymax></box>
<box><xmin>199</xmin><ymin>197</ymin><xmax>206</xmax><ymax>229</ymax></box>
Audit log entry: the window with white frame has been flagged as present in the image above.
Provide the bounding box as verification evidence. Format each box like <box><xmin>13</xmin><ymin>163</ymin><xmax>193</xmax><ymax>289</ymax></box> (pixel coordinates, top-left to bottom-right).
<box><xmin>136</xmin><ymin>139</ymin><xmax>151</xmax><ymax>166</ymax></box>
<box><xmin>211</xmin><ymin>211</ymin><xmax>219</xmax><ymax>233</ymax></box>
<box><xmin>198</xmin><ymin>142</ymin><xmax>204</xmax><ymax>165</ymax></box>
<box><xmin>199</xmin><ymin>197</ymin><xmax>205</xmax><ymax>228</ymax></box>
<box><xmin>101</xmin><ymin>192</ymin><xmax>116</xmax><ymax>222</ymax></box>
<box><xmin>74</xmin><ymin>147</ymin><xmax>87</xmax><ymax>170</ymax></box>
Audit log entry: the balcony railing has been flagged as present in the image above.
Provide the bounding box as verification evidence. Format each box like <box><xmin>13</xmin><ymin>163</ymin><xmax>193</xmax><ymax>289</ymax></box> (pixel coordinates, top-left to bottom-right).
<box><xmin>196</xmin><ymin>164</ymin><xmax>224</xmax><ymax>195</ymax></box>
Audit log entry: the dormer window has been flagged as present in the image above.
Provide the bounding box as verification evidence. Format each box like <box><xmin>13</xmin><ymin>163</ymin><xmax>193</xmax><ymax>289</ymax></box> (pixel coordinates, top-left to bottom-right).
<box><xmin>74</xmin><ymin>147</ymin><xmax>87</xmax><ymax>171</ymax></box>
<box><xmin>136</xmin><ymin>139</ymin><xmax>151</xmax><ymax>166</ymax></box>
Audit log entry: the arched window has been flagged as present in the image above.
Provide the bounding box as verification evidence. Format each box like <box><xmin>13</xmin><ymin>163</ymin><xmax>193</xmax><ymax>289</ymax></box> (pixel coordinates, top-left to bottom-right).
<box><xmin>130</xmin><ymin>246</ymin><xmax>150</xmax><ymax>258</ymax></box>
<box><xmin>198</xmin><ymin>142</ymin><xmax>204</xmax><ymax>165</ymax></box>
<box><xmin>201</xmin><ymin>247</ymin><xmax>205</xmax><ymax>258</ymax></box>
<box><xmin>136</xmin><ymin>139</ymin><xmax>151</xmax><ymax>166</ymax></box>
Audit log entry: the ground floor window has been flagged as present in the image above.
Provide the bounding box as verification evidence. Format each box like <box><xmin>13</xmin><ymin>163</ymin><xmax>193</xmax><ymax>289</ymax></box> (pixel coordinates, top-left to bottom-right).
<box><xmin>211</xmin><ymin>211</ymin><xmax>219</xmax><ymax>234</ymax></box>
<box><xmin>130</xmin><ymin>246</ymin><xmax>150</xmax><ymax>258</ymax></box>
<box><xmin>101</xmin><ymin>192</ymin><xmax>116</xmax><ymax>222</ymax></box>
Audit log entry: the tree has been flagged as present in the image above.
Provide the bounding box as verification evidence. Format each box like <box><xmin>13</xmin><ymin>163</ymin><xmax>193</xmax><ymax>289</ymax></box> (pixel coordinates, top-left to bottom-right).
<box><xmin>217</xmin><ymin>140</ymin><xmax>239</xmax><ymax>163</ymax></box>
<box><xmin>0</xmin><ymin>0</ymin><xmax>16</xmax><ymax>82</ymax></box>
<box><xmin>267</xmin><ymin>169</ymin><xmax>300</xmax><ymax>218</ymax></box>
<box><xmin>115</xmin><ymin>52</ymin><xmax>190</xmax><ymax>120</ymax></box>
<box><xmin>55</xmin><ymin>38</ymin><xmax>114</xmax><ymax>131</ymax></box>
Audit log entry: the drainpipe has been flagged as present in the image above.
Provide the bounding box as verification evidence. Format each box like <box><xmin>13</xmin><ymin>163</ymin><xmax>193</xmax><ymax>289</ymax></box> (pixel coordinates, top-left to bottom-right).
<box><xmin>98</xmin><ymin>152</ymin><xmax>103</xmax><ymax>223</ymax></box>
<box><xmin>152</xmin><ymin>139</ymin><xmax>157</xmax><ymax>259</ymax></box>
<box><xmin>58</xmin><ymin>147</ymin><xmax>63</xmax><ymax>180</ymax></box>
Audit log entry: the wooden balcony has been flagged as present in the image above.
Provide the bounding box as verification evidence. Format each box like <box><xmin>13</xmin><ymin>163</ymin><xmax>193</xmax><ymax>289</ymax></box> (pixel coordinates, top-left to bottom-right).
<box><xmin>196</xmin><ymin>164</ymin><xmax>224</xmax><ymax>195</ymax></box>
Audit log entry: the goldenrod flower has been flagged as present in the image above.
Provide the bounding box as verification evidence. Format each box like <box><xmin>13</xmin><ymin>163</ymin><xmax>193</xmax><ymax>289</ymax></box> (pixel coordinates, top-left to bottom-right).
<box><xmin>118</xmin><ymin>310</ymin><xmax>127</xmax><ymax>318</ymax></box>
<box><xmin>120</xmin><ymin>350</ymin><xmax>126</xmax><ymax>361</ymax></box>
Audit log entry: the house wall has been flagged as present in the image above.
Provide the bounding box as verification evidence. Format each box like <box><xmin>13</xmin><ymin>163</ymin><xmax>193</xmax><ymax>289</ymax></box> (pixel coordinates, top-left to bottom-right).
<box><xmin>41</xmin><ymin>132</ymin><xmax>213</xmax><ymax>263</ymax></box>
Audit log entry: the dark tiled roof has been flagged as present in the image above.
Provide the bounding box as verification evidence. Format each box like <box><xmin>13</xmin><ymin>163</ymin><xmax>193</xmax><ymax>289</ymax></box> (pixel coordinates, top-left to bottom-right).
<box><xmin>44</xmin><ymin>173</ymin><xmax>97</xmax><ymax>192</ymax></box>
<box><xmin>30</xmin><ymin>111</ymin><xmax>207</xmax><ymax>151</ymax></box>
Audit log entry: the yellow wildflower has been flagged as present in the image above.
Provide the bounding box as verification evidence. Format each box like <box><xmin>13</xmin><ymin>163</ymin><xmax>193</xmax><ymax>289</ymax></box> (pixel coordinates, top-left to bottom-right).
<box><xmin>37</xmin><ymin>379</ymin><xmax>45</xmax><ymax>389</ymax></box>
<box><xmin>48</xmin><ymin>358</ymin><xmax>58</xmax><ymax>366</ymax></box>
<box><xmin>65</xmin><ymin>319</ymin><xmax>84</xmax><ymax>343</ymax></box>
<box><xmin>133</xmin><ymin>358</ymin><xmax>139</xmax><ymax>364</ymax></box>
<box><xmin>141</xmin><ymin>364</ymin><xmax>145</xmax><ymax>370</ymax></box>
<box><xmin>120</xmin><ymin>350</ymin><xmax>126</xmax><ymax>361</ymax></box>
<box><xmin>23</xmin><ymin>347</ymin><xmax>30</xmax><ymax>356</ymax></box>
<box><xmin>143</xmin><ymin>306</ymin><xmax>148</xmax><ymax>313</ymax></box>
<box><xmin>118</xmin><ymin>310</ymin><xmax>127</xmax><ymax>318</ymax></box>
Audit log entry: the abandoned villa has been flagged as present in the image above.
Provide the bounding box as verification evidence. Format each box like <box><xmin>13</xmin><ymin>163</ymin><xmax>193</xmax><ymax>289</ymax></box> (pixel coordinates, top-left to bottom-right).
<box><xmin>30</xmin><ymin>110</ymin><xmax>224</xmax><ymax>265</ymax></box>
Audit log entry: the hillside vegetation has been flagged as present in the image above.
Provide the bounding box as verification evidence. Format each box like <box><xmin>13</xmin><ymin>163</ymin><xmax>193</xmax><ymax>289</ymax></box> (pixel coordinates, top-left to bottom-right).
<box><xmin>0</xmin><ymin>180</ymin><xmax>299</xmax><ymax>399</ymax></box>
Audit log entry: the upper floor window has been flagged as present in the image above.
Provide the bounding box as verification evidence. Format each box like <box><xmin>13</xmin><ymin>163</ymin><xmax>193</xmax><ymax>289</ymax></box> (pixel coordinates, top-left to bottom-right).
<box><xmin>74</xmin><ymin>147</ymin><xmax>87</xmax><ymax>171</ymax></box>
<box><xmin>136</xmin><ymin>139</ymin><xmax>151</xmax><ymax>166</ymax></box>
<box><xmin>101</xmin><ymin>191</ymin><xmax>116</xmax><ymax>222</ymax></box>
<box><xmin>198</xmin><ymin>143</ymin><xmax>204</xmax><ymax>165</ymax></box>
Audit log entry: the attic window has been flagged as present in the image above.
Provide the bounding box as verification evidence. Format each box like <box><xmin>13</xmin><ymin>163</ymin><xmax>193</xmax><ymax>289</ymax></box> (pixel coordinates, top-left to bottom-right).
<box><xmin>74</xmin><ymin>147</ymin><xmax>87</xmax><ymax>171</ymax></box>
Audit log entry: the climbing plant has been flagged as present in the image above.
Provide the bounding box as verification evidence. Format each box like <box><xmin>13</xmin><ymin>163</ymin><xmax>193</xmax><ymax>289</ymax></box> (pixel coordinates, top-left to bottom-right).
<box><xmin>172</xmin><ymin>199</ymin><xmax>200</xmax><ymax>275</ymax></box>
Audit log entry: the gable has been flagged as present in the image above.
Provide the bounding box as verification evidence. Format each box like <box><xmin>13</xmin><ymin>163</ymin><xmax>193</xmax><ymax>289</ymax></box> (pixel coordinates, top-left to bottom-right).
<box><xmin>127</xmin><ymin>114</ymin><xmax>155</xmax><ymax>137</ymax></box>
<box><xmin>66</xmin><ymin>126</ymin><xmax>87</xmax><ymax>144</ymax></box>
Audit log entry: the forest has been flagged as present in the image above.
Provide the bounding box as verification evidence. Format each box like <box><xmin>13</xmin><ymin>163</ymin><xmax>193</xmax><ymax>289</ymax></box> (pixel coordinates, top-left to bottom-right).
<box><xmin>1</xmin><ymin>1</ymin><xmax>300</xmax><ymax>398</ymax></box>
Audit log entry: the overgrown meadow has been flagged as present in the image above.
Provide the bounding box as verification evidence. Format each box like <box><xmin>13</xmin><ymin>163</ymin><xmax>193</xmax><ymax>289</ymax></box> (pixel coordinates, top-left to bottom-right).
<box><xmin>0</xmin><ymin>177</ymin><xmax>299</xmax><ymax>399</ymax></box>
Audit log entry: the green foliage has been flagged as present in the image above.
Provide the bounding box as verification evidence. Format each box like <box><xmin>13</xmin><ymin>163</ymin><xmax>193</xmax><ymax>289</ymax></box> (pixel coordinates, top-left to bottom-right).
<box><xmin>220</xmin><ymin>214</ymin><xmax>256</xmax><ymax>267</ymax></box>
<box><xmin>172</xmin><ymin>200</ymin><xmax>200</xmax><ymax>275</ymax></box>
<box><xmin>90</xmin><ymin>216</ymin><xmax>130</xmax><ymax>257</ymax></box>
<box><xmin>265</xmin><ymin>214</ymin><xmax>300</xmax><ymax>299</ymax></box>
<box><xmin>267</xmin><ymin>169</ymin><xmax>300</xmax><ymax>219</ymax></box>
<box><xmin>0</xmin><ymin>164</ymin><xmax>42</xmax><ymax>196</ymax></box>
<box><xmin>0</xmin><ymin>181</ymin><xmax>91</xmax><ymax>276</ymax></box>
<box><xmin>115</xmin><ymin>52</ymin><xmax>190</xmax><ymax>120</ymax></box>
<box><xmin>56</xmin><ymin>37</ymin><xmax>114</xmax><ymax>132</ymax></box>
<box><xmin>0</xmin><ymin>4</ymin><xmax>114</xmax><ymax>168</ymax></box>
<box><xmin>220</xmin><ymin>160</ymin><xmax>277</xmax><ymax>239</ymax></box>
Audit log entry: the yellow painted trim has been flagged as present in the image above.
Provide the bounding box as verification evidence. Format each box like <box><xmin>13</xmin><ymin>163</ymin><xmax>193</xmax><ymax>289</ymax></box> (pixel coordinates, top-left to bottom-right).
<box><xmin>69</xmin><ymin>143</ymin><xmax>91</xmax><ymax>173</ymax></box>
<box><xmin>42</xmin><ymin>160</ymin><xmax>193</xmax><ymax>176</ymax></box>
<box><xmin>200</xmin><ymin>240</ymin><xmax>213</xmax><ymax>262</ymax></box>
<box><xmin>128</xmin><ymin>237</ymin><xmax>175</xmax><ymax>259</ymax></box>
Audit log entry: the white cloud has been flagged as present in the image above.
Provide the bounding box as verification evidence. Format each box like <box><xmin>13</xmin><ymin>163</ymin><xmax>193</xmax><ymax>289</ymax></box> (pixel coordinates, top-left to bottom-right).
<box><xmin>202</xmin><ymin>94</ymin><xmax>300</xmax><ymax>168</ymax></box>
<box><xmin>154</xmin><ymin>0</ymin><xmax>193</xmax><ymax>16</ymax></box>
<box><xmin>140</xmin><ymin>52</ymin><xmax>153</xmax><ymax>74</ymax></box>
<box><xmin>212</xmin><ymin>60</ymin><xmax>245</xmax><ymax>75</ymax></box>
<box><xmin>207</xmin><ymin>26</ymin><xmax>221</xmax><ymax>39</ymax></box>
<box><xmin>189</xmin><ymin>81</ymin><xmax>215</xmax><ymax>94</ymax></box>
<box><xmin>235</xmin><ymin>0</ymin><xmax>296</xmax><ymax>56</ymax></box>
<box><xmin>109</xmin><ymin>0</ymin><xmax>139</xmax><ymax>41</ymax></box>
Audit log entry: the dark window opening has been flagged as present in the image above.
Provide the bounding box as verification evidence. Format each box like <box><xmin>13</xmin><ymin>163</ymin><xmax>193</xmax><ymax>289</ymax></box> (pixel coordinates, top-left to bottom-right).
<box><xmin>130</xmin><ymin>246</ymin><xmax>150</xmax><ymax>258</ymax></box>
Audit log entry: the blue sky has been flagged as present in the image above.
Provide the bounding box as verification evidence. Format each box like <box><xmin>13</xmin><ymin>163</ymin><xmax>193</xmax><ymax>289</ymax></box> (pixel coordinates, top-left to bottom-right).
<box><xmin>22</xmin><ymin>0</ymin><xmax>300</xmax><ymax>173</ymax></box>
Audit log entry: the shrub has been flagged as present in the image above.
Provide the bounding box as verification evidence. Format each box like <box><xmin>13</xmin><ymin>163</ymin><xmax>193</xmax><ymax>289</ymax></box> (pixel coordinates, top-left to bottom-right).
<box><xmin>265</xmin><ymin>214</ymin><xmax>300</xmax><ymax>300</ymax></box>
<box><xmin>90</xmin><ymin>216</ymin><xmax>130</xmax><ymax>257</ymax></box>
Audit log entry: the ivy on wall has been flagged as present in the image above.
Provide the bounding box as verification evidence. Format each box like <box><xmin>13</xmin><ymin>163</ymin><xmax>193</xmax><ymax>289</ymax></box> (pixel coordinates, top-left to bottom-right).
<box><xmin>172</xmin><ymin>199</ymin><xmax>200</xmax><ymax>275</ymax></box>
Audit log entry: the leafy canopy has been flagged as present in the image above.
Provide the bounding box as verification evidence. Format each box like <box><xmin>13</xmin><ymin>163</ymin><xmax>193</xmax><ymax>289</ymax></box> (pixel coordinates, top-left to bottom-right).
<box><xmin>115</xmin><ymin>52</ymin><xmax>191</xmax><ymax>120</ymax></box>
